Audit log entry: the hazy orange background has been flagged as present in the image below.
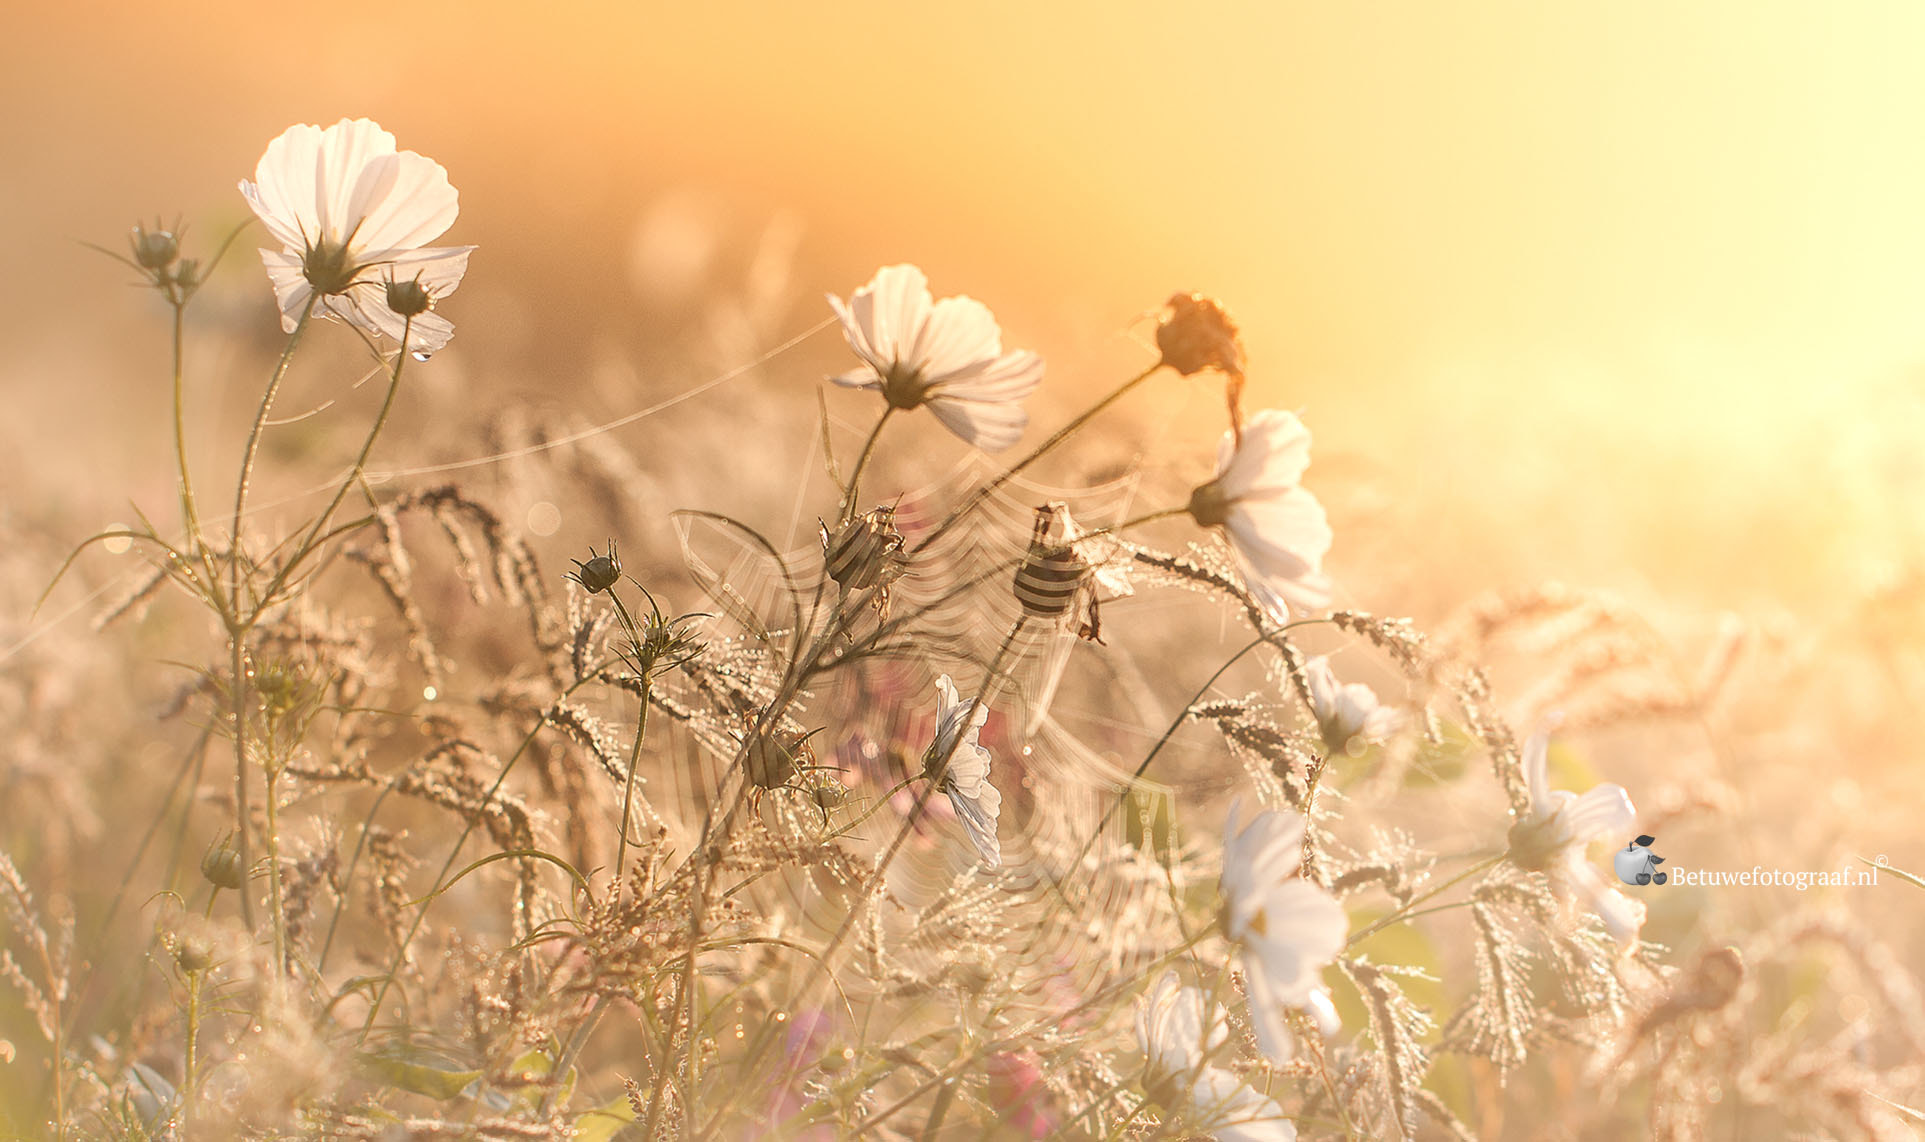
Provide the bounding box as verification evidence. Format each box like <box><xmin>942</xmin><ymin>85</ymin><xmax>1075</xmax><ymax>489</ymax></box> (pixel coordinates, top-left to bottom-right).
<box><xmin>9</xmin><ymin>1</ymin><xmax>1925</xmax><ymax>617</ymax></box>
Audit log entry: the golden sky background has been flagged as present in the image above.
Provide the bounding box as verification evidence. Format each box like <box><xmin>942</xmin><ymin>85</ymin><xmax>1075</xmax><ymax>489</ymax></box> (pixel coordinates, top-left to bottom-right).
<box><xmin>9</xmin><ymin>2</ymin><xmax>1925</xmax><ymax>615</ymax></box>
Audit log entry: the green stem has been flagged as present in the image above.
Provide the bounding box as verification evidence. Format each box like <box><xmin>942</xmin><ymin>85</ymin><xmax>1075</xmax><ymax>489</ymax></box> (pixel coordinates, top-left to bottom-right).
<box><xmin>1346</xmin><ymin>852</ymin><xmax>1505</xmax><ymax>949</ymax></box>
<box><xmin>837</xmin><ymin>405</ymin><xmax>895</xmax><ymax>525</ymax></box>
<box><xmin>609</xmin><ymin>593</ymin><xmax>652</xmax><ymax>887</ymax></box>
<box><xmin>180</xmin><ymin>970</ymin><xmax>203</xmax><ymax>1135</ymax></box>
<box><xmin>358</xmin><ymin>659</ymin><xmax>619</xmax><ymax>1042</ymax></box>
<box><xmin>169</xmin><ymin>302</ymin><xmax>202</xmax><ymax>557</ymax></box>
<box><xmin>225</xmin><ymin>298</ymin><xmax>314</xmax><ymax>935</ymax></box>
<box><xmin>231</xmin><ymin>294</ymin><xmax>315</xmax><ymax>607</ymax></box>
<box><xmin>256</xmin><ymin>316</ymin><xmax>413</xmax><ymax>613</ymax></box>
<box><xmin>263</xmin><ymin>754</ymin><xmax>288</xmax><ymax>975</ymax></box>
<box><xmin>912</xmin><ymin>361</ymin><xmax>1162</xmax><ymax>554</ymax></box>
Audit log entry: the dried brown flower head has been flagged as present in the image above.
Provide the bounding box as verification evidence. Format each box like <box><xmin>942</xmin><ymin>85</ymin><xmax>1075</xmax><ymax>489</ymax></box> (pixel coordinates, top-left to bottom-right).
<box><xmin>1156</xmin><ymin>291</ymin><xmax>1247</xmax><ymax>439</ymax></box>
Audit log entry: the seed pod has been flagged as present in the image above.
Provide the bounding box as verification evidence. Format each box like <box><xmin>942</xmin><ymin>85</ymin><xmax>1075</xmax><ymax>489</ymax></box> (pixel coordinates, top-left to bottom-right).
<box><xmin>821</xmin><ymin>506</ymin><xmax>905</xmax><ymax>594</ymax></box>
<box><xmin>201</xmin><ymin>834</ymin><xmax>246</xmax><ymax>891</ymax></box>
<box><xmin>569</xmin><ymin>542</ymin><xmax>622</xmax><ymax>594</ymax></box>
<box><xmin>386</xmin><ymin>275</ymin><xmax>432</xmax><ymax>317</ymax></box>
<box><xmin>130</xmin><ymin>224</ymin><xmax>179</xmax><ymax>271</ymax></box>
<box><xmin>173</xmin><ymin>936</ymin><xmax>215</xmax><ymax>974</ymax></box>
<box><xmin>1012</xmin><ymin>503</ymin><xmax>1090</xmax><ymax>621</ymax></box>
<box><xmin>746</xmin><ymin>727</ymin><xmax>816</xmax><ymax>791</ymax></box>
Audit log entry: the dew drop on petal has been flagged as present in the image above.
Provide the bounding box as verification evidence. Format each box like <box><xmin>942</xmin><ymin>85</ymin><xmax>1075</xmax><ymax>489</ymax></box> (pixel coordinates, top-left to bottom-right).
<box><xmin>526</xmin><ymin>501</ymin><xmax>562</xmax><ymax>537</ymax></box>
<box><xmin>409</xmin><ymin>349</ymin><xmax>433</xmax><ymax>362</ymax></box>
<box><xmin>423</xmin><ymin>686</ymin><xmax>438</xmax><ymax>702</ymax></box>
<box><xmin>103</xmin><ymin>525</ymin><xmax>132</xmax><ymax>555</ymax></box>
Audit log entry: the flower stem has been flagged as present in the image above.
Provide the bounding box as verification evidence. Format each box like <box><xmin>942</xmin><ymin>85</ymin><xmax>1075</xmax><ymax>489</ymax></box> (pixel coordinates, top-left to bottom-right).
<box><xmin>257</xmin><ymin>316</ymin><xmax>413</xmax><ymax>613</ymax></box>
<box><xmin>169</xmin><ymin>301</ymin><xmax>202</xmax><ymax>558</ymax></box>
<box><xmin>608</xmin><ymin>590</ymin><xmax>652</xmax><ymax>887</ymax></box>
<box><xmin>231</xmin><ymin>294</ymin><xmax>315</xmax><ymax>608</ymax></box>
<box><xmin>263</xmin><ymin>754</ymin><xmax>288</xmax><ymax>975</ymax></box>
<box><xmin>225</xmin><ymin>298</ymin><xmax>313</xmax><ymax>936</ymax></box>
<box><xmin>837</xmin><ymin>405</ymin><xmax>895</xmax><ymax>525</ymax></box>
<box><xmin>913</xmin><ymin>361</ymin><xmax>1162</xmax><ymax>554</ymax></box>
<box><xmin>1345</xmin><ymin>852</ymin><xmax>1506</xmax><ymax>949</ymax></box>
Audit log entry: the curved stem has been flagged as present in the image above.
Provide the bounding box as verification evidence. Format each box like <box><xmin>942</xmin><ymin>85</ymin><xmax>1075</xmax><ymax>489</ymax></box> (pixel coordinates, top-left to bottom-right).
<box><xmin>224</xmin><ymin>299</ymin><xmax>314</xmax><ymax>936</ymax></box>
<box><xmin>912</xmin><ymin>362</ymin><xmax>1161</xmax><ymax>554</ymax></box>
<box><xmin>257</xmin><ymin>318</ymin><xmax>412</xmax><ymax>613</ymax></box>
<box><xmin>1345</xmin><ymin>852</ymin><xmax>1505</xmax><ymax>949</ymax></box>
<box><xmin>608</xmin><ymin>591</ymin><xmax>652</xmax><ymax>887</ymax></box>
<box><xmin>231</xmin><ymin>294</ymin><xmax>315</xmax><ymax>606</ymax></box>
<box><xmin>358</xmin><ymin>657</ymin><xmax>620</xmax><ymax>1042</ymax></box>
<box><xmin>837</xmin><ymin>405</ymin><xmax>895</xmax><ymax>525</ymax></box>
<box><xmin>169</xmin><ymin>302</ymin><xmax>202</xmax><ymax>556</ymax></box>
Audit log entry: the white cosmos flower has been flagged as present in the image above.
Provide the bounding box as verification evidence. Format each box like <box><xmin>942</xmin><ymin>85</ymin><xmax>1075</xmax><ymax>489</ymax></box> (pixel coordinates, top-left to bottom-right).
<box><xmin>1220</xmin><ymin>800</ymin><xmax>1346</xmax><ymax>1066</ymax></box>
<box><xmin>1507</xmin><ymin>722</ymin><xmax>1645</xmax><ymax>954</ymax></box>
<box><xmin>240</xmin><ymin>118</ymin><xmax>474</xmax><ymax>356</ymax></box>
<box><xmin>1303</xmin><ymin>656</ymin><xmax>1399</xmax><ymax>755</ymax></box>
<box><xmin>1136</xmin><ymin>973</ymin><xmax>1297</xmax><ymax>1142</ymax></box>
<box><xmin>828</xmin><ymin>265</ymin><xmax>1044</xmax><ymax>452</ymax></box>
<box><xmin>922</xmin><ymin>674</ymin><xmax>1002</xmax><ymax>867</ymax></box>
<box><xmin>1187</xmin><ymin>410</ymin><xmax>1333</xmax><ymax>622</ymax></box>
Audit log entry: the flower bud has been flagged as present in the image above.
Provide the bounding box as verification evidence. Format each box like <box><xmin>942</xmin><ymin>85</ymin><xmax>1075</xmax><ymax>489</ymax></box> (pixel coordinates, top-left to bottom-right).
<box><xmin>1012</xmin><ymin>503</ymin><xmax>1090</xmax><ymax>621</ymax></box>
<box><xmin>385</xmin><ymin>275</ymin><xmax>433</xmax><ymax>317</ymax></box>
<box><xmin>821</xmin><ymin>507</ymin><xmax>905</xmax><ymax>594</ymax></box>
<box><xmin>130</xmin><ymin>225</ymin><xmax>179</xmax><ymax>271</ymax></box>
<box><xmin>747</xmin><ymin>727</ymin><xmax>815</xmax><ymax>791</ymax></box>
<box><xmin>201</xmin><ymin>834</ymin><xmax>246</xmax><ymax>891</ymax></box>
<box><xmin>170</xmin><ymin>258</ymin><xmax>200</xmax><ymax>292</ymax></box>
<box><xmin>173</xmin><ymin>936</ymin><xmax>215</xmax><ymax>974</ymax></box>
<box><xmin>569</xmin><ymin>542</ymin><xmax>622</xmax><ymax>594</ymax></box>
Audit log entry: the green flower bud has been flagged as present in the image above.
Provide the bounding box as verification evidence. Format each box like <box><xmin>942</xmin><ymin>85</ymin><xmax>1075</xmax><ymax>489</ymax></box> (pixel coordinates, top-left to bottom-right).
<box><xmin>201</xmin><ymin>834</ymin><xmax>246</xmax><ymax>892</ymax></box>
<box><xmin>386</xmin><ymin>275</ymin><xmax>432</xmax><ymax>317</ymax></box>
<box><xmin>569</xmin><ymin>542</ymin><xmax>622</xmax><ymax>594</ymax></box>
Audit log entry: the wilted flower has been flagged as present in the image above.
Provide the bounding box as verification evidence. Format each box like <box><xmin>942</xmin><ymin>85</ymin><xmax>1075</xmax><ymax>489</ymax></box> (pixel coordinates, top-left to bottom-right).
<box><xmin>921</xmin><ymin>674</ymin><xmax>1002</xmax><ymax>867</ymax></box>
<box><xmin>1303</xmin><ymin>655</ymin><xmax>1399</xmax><ymax>755</ymax></box>
<box><xmin>1156</xmin><ymin>292</ymin><xmax>1247</xmax><ymax>441</ymax></box>
<box><xmin>828</xmin><ymin>264</ymin><xmax>1044</xmax><ymax>452</ymax></box>
<box><xmin>1187</xmin><ymin>409</ymin><xmax>1333</xmax><ymax>622</ymax></box>
<box><xmin>1013</xmin><ymin>503</ymin><xmax>1133</xmax><ymax>641</ymax></box>
<box><xmin>1507</xmin><ymin>722</ymin><xmax>1645</xmax><ymax>953</ymax></box>
<box><xmin>1136</xmin><ymin>973</ymin><xmax>1297</xmax><ymax>1141</ymax></box>
<box><xmin>240</xmin><ymin>118</ymin><xmax>474</xmax><ymax>355</ymax></box>
<box><xmin>1220</xmin><ymin>801</ymin><xmax>1346</xmax><ymax>1066</ymax></box>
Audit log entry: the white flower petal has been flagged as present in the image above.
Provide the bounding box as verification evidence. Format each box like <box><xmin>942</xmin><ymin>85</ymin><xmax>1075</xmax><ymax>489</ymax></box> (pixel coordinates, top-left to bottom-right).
<box><xmin>1191</xmin><ymin>1068</ymin><xmax>1298</xmax><ymax>1142</ymax></box>
<box><xmin>1215</xmin><ymin>409</ymin><xmax>1313</xmax><ymax>497</ymax></box>
<box><xmin>905</xmin><ymin>294</ymin><xmax>1002</xmax><ymax>379</ymax></box>
<box><xmin>828</xmin><ymin>265</ymin><xmax>1041</xmax><ymax>450</ymax></box>
<box><xmin>259</xmin><ymin>249</ymin><xmax>314</xmax><ymax>333</ymax></box>
<box><xmin>847</xmin><ymin>264</ymin><xmax>929</xmax><ymax>370</ymax></box>
<box><xmin>241</xmin><ymin>118</ymin><xmax>470</xmax><ymax>351</ymax></box>
<box><xmin>924</xmin><ymin>394</ymin><xmax>1030</xmax><ymax>452</ymax></box>
<box><xmin>350</xmin><ymin>151</ymin><xmax>459</xmax><ymax>256</ymax></box>
<box><xmin>1563</xmin><ymin>782</ymin><xmax>1637</xmax><ymax>844</ymax></box>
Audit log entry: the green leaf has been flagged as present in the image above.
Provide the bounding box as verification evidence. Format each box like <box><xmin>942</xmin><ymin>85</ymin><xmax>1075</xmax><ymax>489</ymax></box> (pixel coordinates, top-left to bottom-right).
<box><xmin>355</xmin><ymin>1050</ymin><xmax>482</xmax><ymax>1101</ymax></box>
<box><xmin>574</xmin><ymin>1094</ymin><xmax>641</xmax><ymax>1142</ymax></box>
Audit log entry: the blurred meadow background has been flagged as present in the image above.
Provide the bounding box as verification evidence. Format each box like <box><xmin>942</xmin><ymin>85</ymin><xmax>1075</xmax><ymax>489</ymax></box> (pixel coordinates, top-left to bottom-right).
<box><xmin>7</xmin><ymin>2</ymin><xmax>1925</xmax><ymax>1138</ymax></box>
